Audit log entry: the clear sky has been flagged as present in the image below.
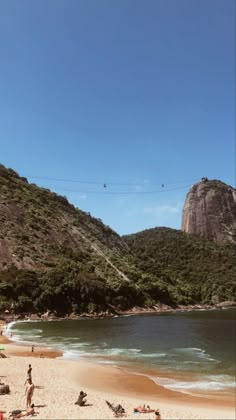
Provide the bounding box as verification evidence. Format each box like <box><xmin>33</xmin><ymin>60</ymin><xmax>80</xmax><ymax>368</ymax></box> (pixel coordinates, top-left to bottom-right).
<box><xmin>0</xmin><ymin>0</ymin><xmax>235</xmax><ymax>235</ymax></box>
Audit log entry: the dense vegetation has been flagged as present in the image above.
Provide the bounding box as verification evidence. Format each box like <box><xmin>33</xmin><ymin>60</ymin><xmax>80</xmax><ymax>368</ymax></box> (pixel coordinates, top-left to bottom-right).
<box><xmin>0</xmin><ymin>164</ymin><xmax>145</xmax><ymax>314</ymax></box>
<box><xmin>124</xmin><ymin>228</ymin><xmax>236</xmax><ymax>305</ymax></box>
<box><xmin>0</xmin><ymin>164</ymin><xmax>235</xmax><ymax>315</ymax></box>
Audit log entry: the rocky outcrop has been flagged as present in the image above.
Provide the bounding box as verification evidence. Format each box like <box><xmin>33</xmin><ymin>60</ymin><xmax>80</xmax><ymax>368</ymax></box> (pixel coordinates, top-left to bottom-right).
<box><xmin>181</xmin><ymin>178</ymin><xmax>236</xmax><ymax>243</ymax></box>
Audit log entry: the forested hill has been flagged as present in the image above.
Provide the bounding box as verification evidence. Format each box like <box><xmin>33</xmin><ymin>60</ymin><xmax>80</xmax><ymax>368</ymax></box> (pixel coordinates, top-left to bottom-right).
<box><xmin>123</xmin><ymin>227</ymin><xmax>236</xmax><ymax>304</ymax></box>
<box><xmin>0</xmin><ymin>164</ymin><xmax>235</xmax><ymax>315</ymax></box>
<box><xmin>0</xmin><ymin>164</ymin><xmax>142</xmax><ymax>314</ymax></box>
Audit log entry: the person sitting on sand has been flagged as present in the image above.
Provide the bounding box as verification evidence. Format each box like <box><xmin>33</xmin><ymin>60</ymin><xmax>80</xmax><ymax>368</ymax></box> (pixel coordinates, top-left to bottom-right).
<box><xmin>155</xmin><ymin>409</ymin><xmax>161</xmax><ymax>420</ymax></box>
<box><xmin>75</xmin><ymin>391</ymin><xmax>87</xmax><ymax>406</ymax></box>
<box><xmin>9</xmin><ymin>404</ymin><xmax>35</xmax><ymax>418</ymax></box>
<box><xmin>133</xmin><ymin>404</ymin><xmax>155</xmax><ymax>413</ymax></box>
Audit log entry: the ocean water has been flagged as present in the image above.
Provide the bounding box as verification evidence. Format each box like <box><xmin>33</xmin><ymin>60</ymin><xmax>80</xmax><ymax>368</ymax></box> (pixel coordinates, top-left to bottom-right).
<box><xmin>6</xmin><ymin>308</ymin><xmax>236</xmax><ymax>397</ymax></box>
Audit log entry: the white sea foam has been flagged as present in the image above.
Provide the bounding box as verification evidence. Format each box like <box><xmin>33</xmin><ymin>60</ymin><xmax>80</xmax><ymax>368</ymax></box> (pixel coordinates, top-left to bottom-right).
<box><xmin>60</xmin><ymin>350</ymin><xmax>84</xmax><ymax>360</ymax></box>
<box><xmin>152</xmin><ymin>375</ymin><xmax>236</xmax><ymax>395</ymax></box>
<box><xmin>175</xmin><ymin>347</ymin><xmax>205</xmax><ymax>353</ymax></box>
<box><xmin>28</xmin><ymin>328</ymin><xmax>43</xmax><ymax>333</ymax></box>
<box><xmin>173</xmin><ymin>347</ymin><xmax>218</xmax><ymax>362</ymax></box>
<box><xmin>102</xmin><ymin>348</ymin><xmax>168</xmax><ymax>359</ymax></box>
<box><xmin>59</xmin><ymin>346</ymin><xmax>169</xmax><ymax>361</ymax></box>
<box><xmin>139</xmin><ymin>352</ymin><xmax>167</xmax><ymax>358</ymax></box>
<box><xmin>95</xmin><ymin>360</ymin><xmax>116</xmax><ymax>365</ymax></box>
<box><xmin>106</xmin><ymin>348</ymin><xmax>141</xmax><ymax>356</ymax></box>
<box><xmin>4</xmin><ymin>321</ymin><xmax>17</xmax><ymax>335</ymax></box>
<box><xmin>59</xmin><ymin>342</ymin><xmax>92</xmax><ymax>351</ymax></box>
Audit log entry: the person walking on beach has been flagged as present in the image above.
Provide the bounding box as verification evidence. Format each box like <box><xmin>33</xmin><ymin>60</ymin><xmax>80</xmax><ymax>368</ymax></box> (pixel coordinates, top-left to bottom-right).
<box><xmin>25</xmin><ymin>379</ymin><xmax>34</xmax><ymax>408</ymax></box>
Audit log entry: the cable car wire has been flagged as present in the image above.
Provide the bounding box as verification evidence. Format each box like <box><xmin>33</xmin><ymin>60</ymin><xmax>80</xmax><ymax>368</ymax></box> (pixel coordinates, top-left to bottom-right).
<box><xmin>24</xmin><ymin>174</ymin><xmax>199</xmax><ymax>187</ymax></box>
<box><xmin>40</xmin><ymin>184</ymin><xmax>191</xmax><ymax>195</ymax></box>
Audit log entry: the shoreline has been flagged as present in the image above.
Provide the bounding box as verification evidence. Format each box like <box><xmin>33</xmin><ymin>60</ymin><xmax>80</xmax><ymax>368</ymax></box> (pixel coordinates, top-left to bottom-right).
<box><xmin>1</xmin><ymin>314</ymin><xmax>235</xmax><ymax>401</ymax></box>
<box><xmin>0</xmin><ymin>320</ymin><xmax>62</xmax><ymax>358</ymax></box>
<box><xmin>78</xmin><ymin>361</ymin><xmax>236</xmax><ymax>409</ymax></box>
<box><xmin>0</xmin><ymin>321</ymin><xmax>235</xmax><ymax>419</ymax></box>
<box><xmin>1</xmin><ymin>301</ymin><xmax>236</xmax><ymax>323</ymax></box>
<box><xmin>0</xmin><ymin>354</ymin><xmax>235</xmax><ymax>419</ymax></box>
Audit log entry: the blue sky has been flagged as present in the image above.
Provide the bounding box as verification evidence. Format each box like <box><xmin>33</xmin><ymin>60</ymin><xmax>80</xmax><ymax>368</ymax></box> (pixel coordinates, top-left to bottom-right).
<box><xmin>0</xmin><ymin>0</ymin><xmax>235</xmax><ymax>235</ymax></box>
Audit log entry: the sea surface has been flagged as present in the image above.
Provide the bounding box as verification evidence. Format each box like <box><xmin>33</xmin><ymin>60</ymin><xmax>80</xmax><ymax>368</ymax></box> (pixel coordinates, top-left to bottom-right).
<box><xmin>7</xmin><ymin>308</ymin><xmax>236</xmax><ymax>397</ymax></box>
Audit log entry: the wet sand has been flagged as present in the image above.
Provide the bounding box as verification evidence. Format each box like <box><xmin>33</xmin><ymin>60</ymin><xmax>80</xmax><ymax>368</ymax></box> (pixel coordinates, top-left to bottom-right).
<box><xmin>0</xmin><ymin>320</ymin><xmax>235</xmax><ymax>419</ymax></box>
<box><xmin>79</xmin><ymin>362</ymin><xmax>235</xmax><ymax>409</ymax></box>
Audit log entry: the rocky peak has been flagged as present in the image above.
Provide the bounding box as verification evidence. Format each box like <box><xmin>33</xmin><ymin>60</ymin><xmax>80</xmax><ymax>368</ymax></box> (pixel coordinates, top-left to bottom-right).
<box><xmin>181</xmin><ymin>178</ymin><xmax>236</xmax><ymax>243</ymax></box>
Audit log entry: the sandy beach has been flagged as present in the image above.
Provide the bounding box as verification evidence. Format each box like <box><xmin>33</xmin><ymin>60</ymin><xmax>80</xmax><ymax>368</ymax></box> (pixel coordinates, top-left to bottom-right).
<box><xmin>0</xmin><ymin>325</ymin><xmax>235</xmax><ymax>420</ymax></box>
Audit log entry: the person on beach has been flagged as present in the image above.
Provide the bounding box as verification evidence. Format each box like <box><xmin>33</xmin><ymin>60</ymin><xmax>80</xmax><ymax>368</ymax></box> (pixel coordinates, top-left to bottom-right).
<box><xmin>155</xmin><ymin>409</ymin><xmax>161</xmax><ymax>420</ymax></box>
<box><xmin>133</xmin><ymin>404</ymin><xmax>154</xmax><ymax>413</ymax></box>
<box><xmin>27</xmin><ymin>365</ymin><xmax>32</xmax><ymax>379</ymax></box>
<box><xmin>25</xmin><ymin>379</ymin><xmax>34</xmax><ymax>408</ymax></box>
<box><xmin>75</xmin><ymin>391</ymin><xmax>87</xmax><ymax>406</ymax></box>
<box><xmin>31</xmin><ymin>345</ymin><xmax>34</xmax><ymax>352</ymax></box>
<box><xmin>9</xmin><ymin>404</ymin><xmax>35</xmax><ymax>418</ymax></box>
<box><xmin>24</xmin><ymin>365</ymin><xmax>32</xmax><ymax>385</ymax></box>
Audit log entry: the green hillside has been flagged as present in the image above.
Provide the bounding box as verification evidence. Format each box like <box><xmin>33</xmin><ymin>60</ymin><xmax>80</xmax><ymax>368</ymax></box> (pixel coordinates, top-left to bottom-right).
<box><xmin>0</xmin><ymin>164</ymin><xmax>235</xmax><ymax>315</ymax></box>
<box><xmin>124</xmin><ymin>227</ymin><xmax>236</xmax><ymax>305</ymax></box>
<box><xmin>0</xmin><ymin>164</ymin><xmax>143</xmax><ymax>314</ymax></box>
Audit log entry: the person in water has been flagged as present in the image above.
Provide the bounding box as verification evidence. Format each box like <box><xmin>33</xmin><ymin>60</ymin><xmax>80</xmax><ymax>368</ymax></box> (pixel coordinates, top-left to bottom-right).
<box><xmin>75</xmin><ymin>391</ymin><xmax>87</xmax><ymax>406</ymax></box>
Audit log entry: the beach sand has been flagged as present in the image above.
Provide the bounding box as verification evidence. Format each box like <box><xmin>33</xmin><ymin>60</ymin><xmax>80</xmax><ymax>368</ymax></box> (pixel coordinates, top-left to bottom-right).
<box><xmin>0</xmin><ymin>340</ymin><xmax>235</xmax><ymax>420</ymax></box>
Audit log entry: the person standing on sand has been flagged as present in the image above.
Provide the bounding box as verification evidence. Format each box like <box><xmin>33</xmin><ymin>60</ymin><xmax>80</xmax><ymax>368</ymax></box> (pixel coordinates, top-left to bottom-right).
<box><xmin>25</xmin><ymin>379</ymin><xmax>34</xmax><ymax>408</ymax></box>
<box><xmin>27</xmin><ymin>364</ymin><xmax>32</xmax><ymax>380</ymax></box>
<box><xmin>24</xmin><ymin>365</ymin><xmax>32</xmax><ymax>385</ymax></box>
